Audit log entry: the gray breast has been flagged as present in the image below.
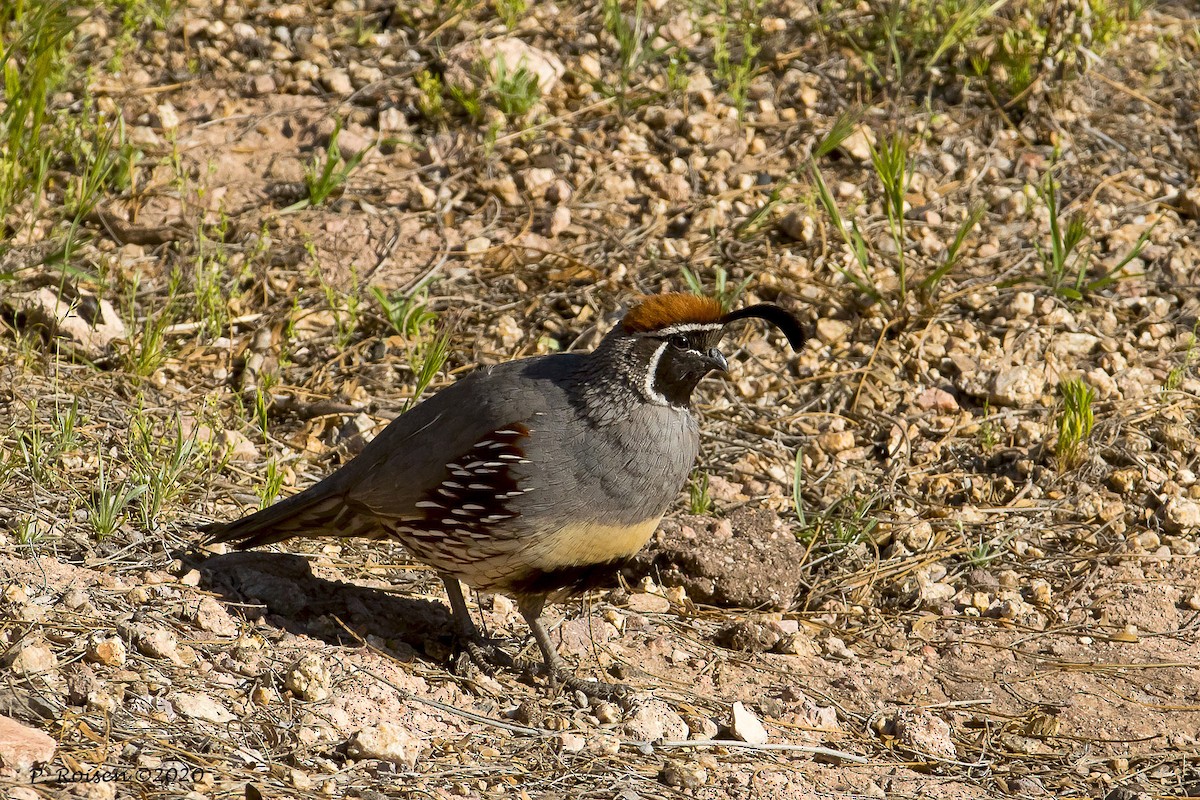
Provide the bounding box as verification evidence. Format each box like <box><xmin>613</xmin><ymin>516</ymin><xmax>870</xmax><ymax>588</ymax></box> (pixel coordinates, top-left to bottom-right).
<box><xmin>514</xmin><ymin>400</ymin><xmax>699</xmax><ymax>528</ymax></box>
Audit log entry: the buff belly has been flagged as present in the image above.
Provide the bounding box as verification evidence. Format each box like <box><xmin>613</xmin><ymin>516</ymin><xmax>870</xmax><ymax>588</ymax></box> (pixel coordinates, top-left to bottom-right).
<box><xmin>525</xmin><ymin>516</ymin><xmax>662</xmax><ymax>570</ymax></box>
<box><xmin>431</xmin><ymin>516</ymin><xmax>663</xmax><ymax>598</ymax></box>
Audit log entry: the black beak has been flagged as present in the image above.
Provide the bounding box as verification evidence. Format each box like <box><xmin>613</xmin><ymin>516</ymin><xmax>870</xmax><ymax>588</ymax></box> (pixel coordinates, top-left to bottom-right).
<box><xmin>705</xmin><ymin>348</ymin><xmax>728</xmax><ymax>373</ymax></box>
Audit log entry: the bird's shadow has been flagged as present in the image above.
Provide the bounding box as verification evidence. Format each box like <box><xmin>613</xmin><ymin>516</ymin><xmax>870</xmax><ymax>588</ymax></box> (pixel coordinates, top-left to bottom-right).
<box><xmin>193</xmin><ymin>550</ymin><xmax>455</xmax><ymax>660</ymax></box>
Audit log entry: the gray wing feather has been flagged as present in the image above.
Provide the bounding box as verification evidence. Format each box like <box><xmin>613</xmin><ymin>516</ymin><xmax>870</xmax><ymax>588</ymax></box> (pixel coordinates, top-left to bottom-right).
<box><xmin>205</xmin><ymin>356</ymin><xmax>576</xmax><ymax>547</ymax></box>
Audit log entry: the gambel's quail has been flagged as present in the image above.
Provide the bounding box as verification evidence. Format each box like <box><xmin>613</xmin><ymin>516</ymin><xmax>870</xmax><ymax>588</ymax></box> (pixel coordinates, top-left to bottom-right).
<box><xmin>205</xmin><ymin>293</ymin><xmax>805</xmax><ymax>697</ymax></box>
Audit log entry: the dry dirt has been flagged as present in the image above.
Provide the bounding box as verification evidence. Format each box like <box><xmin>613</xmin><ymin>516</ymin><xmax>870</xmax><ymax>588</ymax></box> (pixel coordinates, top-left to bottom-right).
<box><xmin>3</xmin><ymin>1</ymin><xmax>1200</xmax><ymax>799</ymax></box>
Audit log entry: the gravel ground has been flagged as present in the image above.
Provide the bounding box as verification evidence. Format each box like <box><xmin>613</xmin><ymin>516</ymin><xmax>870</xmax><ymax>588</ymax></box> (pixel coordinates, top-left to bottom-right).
<box><xmin>2</xmin><ymin>1</ymin><xmax>1200</xmax><ymax>798</ymax></box>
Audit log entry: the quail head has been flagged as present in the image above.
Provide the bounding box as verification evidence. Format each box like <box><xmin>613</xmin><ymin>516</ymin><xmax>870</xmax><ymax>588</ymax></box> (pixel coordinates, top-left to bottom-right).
<box><xmin>204</xmin><ymin>293</ymin><xmax>805</xmax><ymax>698</ymax></box>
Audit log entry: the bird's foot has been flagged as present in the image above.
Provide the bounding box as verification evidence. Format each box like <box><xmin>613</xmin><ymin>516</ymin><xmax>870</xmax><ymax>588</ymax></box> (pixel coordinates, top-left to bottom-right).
<box><xmin>452</xmin><ymin>635</ymin><xmax>517</xmax><ymax>677</ymax></box>
<box><xmin>547</xmin><ymin>665</ymin><xmax>633</xmax><ymax>704</ymax></box>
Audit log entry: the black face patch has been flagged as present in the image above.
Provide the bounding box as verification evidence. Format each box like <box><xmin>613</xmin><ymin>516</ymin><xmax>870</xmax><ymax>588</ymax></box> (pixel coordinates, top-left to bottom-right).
<box><xmin>650</xmin><ymin>327</ymin><xmax>725</xmax><ymax>406</ymax></box>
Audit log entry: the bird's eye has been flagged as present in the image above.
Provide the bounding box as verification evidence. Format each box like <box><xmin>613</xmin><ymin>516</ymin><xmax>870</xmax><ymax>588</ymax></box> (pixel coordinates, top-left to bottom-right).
<box><xmin>668</xmin><ymin>334</ymin><xmax>690</xmax><ymax>350</ymax></box>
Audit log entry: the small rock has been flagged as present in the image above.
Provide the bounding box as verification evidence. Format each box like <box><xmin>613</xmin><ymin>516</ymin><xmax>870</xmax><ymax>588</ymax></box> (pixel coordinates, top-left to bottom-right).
<box><xmin>494</xmin><ymin>314</ymin><xmax>522</xmax><ymax>348</ymax></box>
<box><xmin>594</xmin><ymin>701</ymin><xmax>621</xmax><ymax>725</ymax></box>
<box><xmin>289</xmin><ymin>768</ymin><xmax>314</xmax><ymax>790</ymax></box>
<box><xmin>546</xmin><ymin>179</ymin><xmax>572</xmax><ymax>204</ymax></box>
<box><xmin>1049</xmin><ymin>332</ymin><xmax>1100</xmax><ymax>357</ymax></box>
<box><xmin>1111</xmin><ymin>623</ymin><xmax>1139</xmax><ymax>643</ymax></box>
<box><xmin>548</xmin><ymin>205</ymin><xmax>571</xmax><ymax>237</ymax></box>
<box><xmin>512</xmin><ymin>699</ymin><xmax>543</xmax><ymax>726</ymax></box>
<box><xmin>127</xmin><ymin>123</ymin><xmax>160</xmax><ymax>148</ymax></box>
<box><xmin>5</xmin><ymin>288</ymin><xmax>126</xmax><ymax>358</ymax></box>
<box><xmin>993</xmin><ymin>187</ymin><xmax>1028</xmax><ymax>217</ymax></box>
<box><xmin>378</xmin><ymin>107</ymin><xmax>407</xmax><ymax>132</ymax></box>
<box><xmin>661</xmin><ymin>760</ymin><xmax>707</xmax><ymax>789</ymax></box>
<box><xmin>292</xmin><ymin>58</ymin><xmax>319</xmax><ymax>82</ymax></box>
<box><xmin>173</xmin><ymin>692</ymin><xmax>235</xmax><ymax>724</ymax></box>
<box><xmin>839</xmin><ymin>125</ymin><xmax>875</xmax><ymax>162</ymax></box>
<box><xmin>795</xmin><ymin>80</ymin><xmax>820</xmax><ymax>108</ymax></box>
<box><xmin>5</xmin><ymin>640</ymin><xmax>57</xmax><ymax>676</ymax></box>
<box><xmin>989</xmin><ymin>366</ymin><xmax>1046</xmax><ymax>406</ymax></box>
<box><xmin>1179</xmin><ymin>186</ymin><xmax>1200</xmax><ymax>220</ymax></box>
<box><xmin>155</xmin><ymin>102</ymin><xmax>180</xmax><ymax>130</ymax></box>
<box><xmin>895</xmin><ymin>709</ymin><xmax>956</xmax><ymax>759</ymax></box>
<box><xmin>814</xmin><ymin>318</ymin><xmax>850</xmax><ymax>346</ymax></box>
<box><xmin>1029</xmin><ymin>578</ymin><xmax>1053</xmax><ymax>605</ymax></box>
<box><xmin>217</xmin><ymin>429</ymin><xmax>258</xmax><ymax>462</ymax></box>
<box><xmin>321</xmin><ymin>69</ymin><xmax>353</xmax><ymax>95</ymax></box>
<box><xmin>521</xmin><ymin>167</ymin><xmax>556</xmax><ymax>198</ymax></box>
<box><xmin>817</xmin><ymin>430</ymin><xmax>854</xmax><ymax>453</ymax></box>
<box><xmin>85</xmin><ymin>635</ymin><xmax>127</xmax><ymax>667</ymax></box>
<box><xmin>251</xmin><ymin>685</ymin><xmax>276</xmax><ymax>707</ymax></box>
<box><xmin>682</xmin><ymin>714</ymin><xmax>719</xmax><ymax>740</ymax></box>
<box><xmin>918</xmin><ymin>575</ymin><xmax>957</xmax><ymax>607</ymax></box>
<box><xmin>446</xmin><ymin>37</ymin><xmax>565</xmax><ymax>96</ymax></box>
<box><xmin>786</xmin><ymin>692</ymin><xmax>840</xmax><ymax>731</ymax></box>
<box><xmin>332</xmin><ymin>127</ymin><xmax>372</xmax><ymax>161</ymax></box>
<box><xmin>481</xmin><ymin>175</ymin><xmax>520</xmax><ymax>206</ymax></box>
<box><xmin>557</xmin><ymin>732</ymin><xmax>586</xmax><ymax>753</ymax></box>
<box><xmin>621</xmin><ymin>700</ymin><xmax>688</xmax><ymax>743</ymax></box>
<box><xmin>1008</xmin><ymin>291</ymin><xmax>1036</xmax><ymax>317</ymax></box>
<box><xmin>917</xmin><ymin>387</ymin><xmax>958</xmax><ymax>412</ymax></box>
<box><xmin>127</xmin><ymin>624</ymin><xmax>184</xmax><ymax>664</ymax></box>
<box><xmin>346</xmin><ymin>721</ymin><xmax>423</xmax><ymax>767</ymax></box>
<box><xmin>0</xmin><ymin>715</ymin><xmax>56</xmax><ymax>772</ymax></box>
<box><xmin>579</xmin><ymin>53</ymin><xmax>602</xmax><ymax>80</ymax></box>
<box><xmin>285</xmin><ymin>654</ymin><xmax>331</xmax><ymax>701</ymax></box>
<box><xmin>464</xmin><ymin>236</ymin><xmax>491</xmax><ymax>254</ymax></box>
<box><xmin>62</xmin><ymin>587</ymin><xmax>89</xmax><ymax>609</ymax></box>
<box><xmin>822</xmin><ymin>636</ymin><xmax>856</xmax><ymax>661</ymax></box>
<box><xmin>1108</xmin><ymin>468</ymin><xmax>1140</xmax><ymax>495</ymax></box>
<box><xmin>730</xmin><ymin>701</ymin><xmax>769</xmax><ymax>745</ymax></box>
<box><xmin>715</xmin><ymin>620</ymin><xmax>781</xmax><ymax>652</ymax></box>
<box><xmin>626</xmin><ymin>592</ymin><xmax>670</xmax><ymax>613</ymax></box>
<box><xmin>193</xmin><ymin>597</ymin><xmax>239</xmax><ymax>636</ymax></box>
<box><xmin>65</xmin><ymin>664</ymin><xmax>102</xmax><ymax>706</ymax></box>
<box><xmin>774</xmin><ymin>632</ymin><xmax>815</xmax><ymax>656</ymax></box>
<box><xmin>777</xmin><ymin>210</ymin><xmax>814</xmax><ymax>242</ymax></box>
<box><xmin>986</xmin><ymin>598</ymin><xmax>1021</xmax><ymax>620</ymax></box>
<box><xmin>964</xmin><ymin>568</ymin><xmax>1003</xmax><ymax>594</ymax></box>
<box><xmin>1006</xmin><ymin>776</ymin><xmax>1046</xmax><ymax>795</ymax></box>
<box><xmin>249</xmin><ymin>74</ymin><xmax>277</xmax><ymax>95</ymax></box>
<box><xmin>408</xmin><ymin>179</ymin><xmax>438</xmax><ymax>210</ymax></box>
<box><xmin>651</xmin><ymin>173</ymin><xmax>691</xmax><ymax>203</ymax></box>
<box><xmin>1164</xmin><ymin>497</ymin><xmax>1200</xmax><ymax>533</ymax></box>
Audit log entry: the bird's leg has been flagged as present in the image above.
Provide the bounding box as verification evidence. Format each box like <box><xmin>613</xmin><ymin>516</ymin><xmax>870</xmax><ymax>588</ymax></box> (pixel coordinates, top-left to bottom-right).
<box><xmin>439</xmin><ymin>574</ymin><xmax>514</xmax><ymax>674</ymax></box>
<box><xmin>518</xmin><ymin>595</ymin><xmax>631</xmax><ymax>702</ymax></box>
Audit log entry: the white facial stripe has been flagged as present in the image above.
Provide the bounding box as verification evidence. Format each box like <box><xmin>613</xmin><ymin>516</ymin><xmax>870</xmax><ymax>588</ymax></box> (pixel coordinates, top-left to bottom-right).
<box><xmin>637</xmin><ymin>322</ymin><xmax>724</xmax><ymax>337</ymax></box>
<box><xmin>642</xmin><ymin>340</ymin><xmax>669</xmax><ymax>405</ymax></box>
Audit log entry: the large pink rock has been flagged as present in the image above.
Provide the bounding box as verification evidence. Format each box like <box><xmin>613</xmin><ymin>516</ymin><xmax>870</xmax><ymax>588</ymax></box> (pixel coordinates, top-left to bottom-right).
<box><xmin>0</xmin><ymin>715</ymin><xmax>55</xmax><ymax>773</ymax></box>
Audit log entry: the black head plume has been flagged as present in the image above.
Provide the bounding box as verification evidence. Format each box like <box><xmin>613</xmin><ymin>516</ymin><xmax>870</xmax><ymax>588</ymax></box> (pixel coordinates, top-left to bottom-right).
<box><xmin>720</xmin><ymin>303</ymin><xmax>806</xmax><ymax>350</ymax></box>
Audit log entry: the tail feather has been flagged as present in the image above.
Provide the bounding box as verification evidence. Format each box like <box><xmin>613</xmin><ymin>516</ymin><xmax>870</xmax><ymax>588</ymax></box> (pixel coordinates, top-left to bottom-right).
<box><xmin>203</xmin><ymin>487</ymin><xmax>376</xmax><ymax>550</ymax></box>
